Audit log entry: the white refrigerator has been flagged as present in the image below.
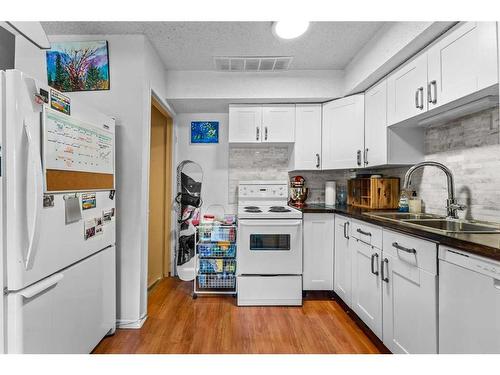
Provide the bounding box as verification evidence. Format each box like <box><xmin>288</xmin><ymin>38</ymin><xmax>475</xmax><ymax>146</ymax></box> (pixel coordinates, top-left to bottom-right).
<box><xmin>0</xmin><ymin>69</ymin><xmax>116</xmax><ymax>353</ymax></box>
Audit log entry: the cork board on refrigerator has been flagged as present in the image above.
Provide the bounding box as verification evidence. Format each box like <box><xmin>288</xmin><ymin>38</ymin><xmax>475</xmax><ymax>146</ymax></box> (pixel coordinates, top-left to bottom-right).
<box><xmin>42</xmin><ymin>107</ymin><xmax>115</xmax><ymax>192</ymax></box>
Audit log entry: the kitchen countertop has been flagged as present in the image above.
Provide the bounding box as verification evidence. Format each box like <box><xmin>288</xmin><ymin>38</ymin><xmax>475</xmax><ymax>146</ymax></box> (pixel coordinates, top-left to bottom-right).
<box><xmin>292</xmin><ymin>203</ymin><xmax>500</xmax><ymax>262</ymax></box>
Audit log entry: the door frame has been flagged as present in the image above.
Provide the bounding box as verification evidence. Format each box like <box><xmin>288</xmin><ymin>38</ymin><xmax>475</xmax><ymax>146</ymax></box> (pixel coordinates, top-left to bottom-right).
<box><xmin>148</xmin><ymin>93</ymin><xmax>174</xmax><ymax>282</ymax></box>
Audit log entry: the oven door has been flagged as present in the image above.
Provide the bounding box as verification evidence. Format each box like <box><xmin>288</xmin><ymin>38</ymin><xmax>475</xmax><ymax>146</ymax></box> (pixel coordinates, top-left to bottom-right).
<box><xmin>237</xmin><ymin>219</ymin><xmax>302</xmax><ymax>275</ymax></box>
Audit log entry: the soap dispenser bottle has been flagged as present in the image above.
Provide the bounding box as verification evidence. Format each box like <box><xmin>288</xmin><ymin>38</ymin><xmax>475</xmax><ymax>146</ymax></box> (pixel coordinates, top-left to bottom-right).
<box><xmin>409</xmin><ymin>191</ymin><xmax>422</xmax><ymax>214</ymax></box>
<box><xmin>398</xmin><ymin>189</ymin><xmax>410</xmax><ymax>212</ymax></box>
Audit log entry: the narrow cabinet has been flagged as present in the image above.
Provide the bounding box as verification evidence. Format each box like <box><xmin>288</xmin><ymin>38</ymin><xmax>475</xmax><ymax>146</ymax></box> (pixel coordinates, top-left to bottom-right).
<box><xmin>333</xmin><ymin>215</ymin><xmax>352</xmax><ymax>307</ymax></box>
<box><xmin>302</xmin><ymin>214</ymin><xmax>334</xmax><ymax>291</ymax></box>
<box><xmin>351</xmin><ymin>237</ymin><xmax>383</xmax><ymax>339</ymax></box>
<box><xmin>292</xmin><ymin>104</ymin><xmax>322</xmax><ymax>170</ymax></box>
<box><xmin>427</xmin><ymin>22</ymin><xmax>498</xmax><ymax>110</ymax></box>
<box><xmin>228</xmin><ymin>105</ymin><xmax>262</xmax><ymax>143</ymax></box>
<box><xmin>364</xmin><ymin>79</ymin><xmax>388</xmax><ymax>167</ymax></box>
<box><xmin>322</xmin><ymin>94</ymin><xmax>364</xmax><ymax>169</ymax></box>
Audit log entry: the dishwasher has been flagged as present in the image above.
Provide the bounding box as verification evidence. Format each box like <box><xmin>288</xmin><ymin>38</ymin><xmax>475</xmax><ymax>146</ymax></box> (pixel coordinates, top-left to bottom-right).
<box><xmin>439</xmin><ymin>246</ymin><xmax>500</xmax><ymax>354</ymax></box>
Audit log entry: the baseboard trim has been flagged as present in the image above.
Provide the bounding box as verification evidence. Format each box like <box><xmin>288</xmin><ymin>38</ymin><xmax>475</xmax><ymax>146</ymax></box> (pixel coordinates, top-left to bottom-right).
<box><xmin>116</xmin><ymin>314</ymin><xmax>148</xmax><ymax>329</ymax></box>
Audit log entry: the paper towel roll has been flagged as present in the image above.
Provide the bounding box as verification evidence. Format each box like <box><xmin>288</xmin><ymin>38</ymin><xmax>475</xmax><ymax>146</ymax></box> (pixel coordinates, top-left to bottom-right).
<box><xmin>325</xmin><ymin>181</ymin><xmax>336</xmax><ymax>206</ymax></box>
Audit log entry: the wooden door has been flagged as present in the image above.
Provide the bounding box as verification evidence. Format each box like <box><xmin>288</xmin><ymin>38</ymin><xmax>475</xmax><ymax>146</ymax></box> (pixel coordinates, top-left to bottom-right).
<box><xmin>228</xmin><ymin>105</ymin><xmax>262</xmax><ymax>143</ymax></box>
<box><xmin>294</xmin><ymin>104</ymin><xmax>322</xmax><ymax>170</ymax></box>
<box><xmin>322</xmin><ymin>95</ymin><xmax>364</xmax><ymax>170</ymax></box>
<box><xmin>148</xmin><ymin>99</ymin><xmax>173</xmax><ymax>287</ymax></box>
<box><xmin>262</xmin><ymin>105</ymin><xmax>295</xmax><ymax>142</ymax></box>
<box><xmin>387</xmin><ymin>53</ymin><xmax>428</xmax><ymax>125</ymax></box>
<box><xmin>351</xmin><ymin>239</ymin><xmax>382</xmax><ymax>339</ymax></box>
<box><xmin>427</xmin><ymin>22</ymin><xmax>498</xmax><ymax>110</ymax></box>
<box><xmin>364</xmin><ymin>79</ymin><xmax>387</xmax><ymax>167</ymax></box>
<box><xmin>302</xmin><ymin>214</ymin><xmax>334</xmax><ymax>291</ymax></box>
<box><xmin>334</xmin><ymin>216</ymin><xmax>352</xmax><ymax>307</ymax></box>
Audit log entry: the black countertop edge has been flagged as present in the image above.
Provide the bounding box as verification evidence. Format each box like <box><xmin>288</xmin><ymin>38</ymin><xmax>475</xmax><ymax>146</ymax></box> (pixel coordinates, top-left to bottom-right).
<box><xmin>291</xmin><ymin>204</ymin><xmax>500</xmax><ymax>262</ymax></box>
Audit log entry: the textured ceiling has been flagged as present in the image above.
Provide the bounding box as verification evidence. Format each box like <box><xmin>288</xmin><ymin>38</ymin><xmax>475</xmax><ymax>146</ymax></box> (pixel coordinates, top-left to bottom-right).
<box><xmin>40</xmin><ymin>21</ymin><xmax>385</xmax><ymax>70</ymax></box>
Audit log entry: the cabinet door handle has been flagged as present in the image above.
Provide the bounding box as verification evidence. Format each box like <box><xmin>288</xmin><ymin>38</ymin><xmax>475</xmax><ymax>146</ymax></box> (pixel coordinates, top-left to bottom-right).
<box><xmin>356</xmin><ymin>150</ymin><xmax>362</xmax><ymax>166</ymax></box>
<box><xmin>364</xmin><ymin>148</ymin><xmax>369</xmax><ymax>166</ymax></box>
<box><xmin>381</xmin><ymin>258</ymin><xmax>389</xmax><ymax>283</ymax></box>
<box><xmin>415</xmin><ymin>88</ymin><xmax>420</xmax><ymax>109</ymax></box>
<box><xmin>430</xmin><ymin>80</ymin><xmax>437</xmax><ymax>104</ymax></box>
<box><xmin>264</xmin><ymin>126</ymin><xmax>268</xmax><ymax>141</ymax></box>
<box><xmin>343</xmin><ymin>222</ymin><xmax>350</xmax><ymax>239</ymax></box>
<box><xmin>371</xmin><ymin>253</ymin><xmax>379</xmax><ymax>276</ymax></box>
<box><xmin>356</xmin><ymin>228</ymin><xmax>372</xmax><ymax>237</ymax></box>
<box><xmin>418</xmin><ymin>87</ymin><xmax>424</xmax><ymax>110</ymax></box>
<box><xmin>315</xmin><ymin>153</ymin><xmax>320</xmax><ymax>168</ymax></box>
<box><xmin>392</xmin><ymin>242</ymin><xmax>417</xmax><ymax>254</ymax></box>
<box><xmin>256</xmin><ymin>127</ymin><xmax>260</xmax><ymax>141</ymax></box>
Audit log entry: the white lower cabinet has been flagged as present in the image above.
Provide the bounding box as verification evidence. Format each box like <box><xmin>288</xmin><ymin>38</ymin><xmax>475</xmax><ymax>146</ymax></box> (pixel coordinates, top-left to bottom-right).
<box><xmin>381</xmin><ymin>230</ymin><xmax>438</xmax><ymax>354</ymax></box>
<box><xmin>303</xmin><ymin>214</ymin><xmax>334</xmax><ymax>291</ymax></box>
<box><xmin>351</xmin><ymin>238</ymin><xmax>383</xmax><ymax>339</ymax></box>
<box><xmin>334</xmin><ymin>215</ymin><xmax>352</xmax><ymax>307</ymax></box>
<box><xmin>332</xmin><ymin>218</ymin><xmax>439</xmax><ymax>354</ymax></box>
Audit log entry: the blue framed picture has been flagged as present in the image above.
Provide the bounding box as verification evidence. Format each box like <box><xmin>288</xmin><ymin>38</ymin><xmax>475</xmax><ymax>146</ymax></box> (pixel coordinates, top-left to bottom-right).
<box><xmin>191</xmin><ymin>121</ymin><xmax>219</xmax><ymax>144</ymax></box>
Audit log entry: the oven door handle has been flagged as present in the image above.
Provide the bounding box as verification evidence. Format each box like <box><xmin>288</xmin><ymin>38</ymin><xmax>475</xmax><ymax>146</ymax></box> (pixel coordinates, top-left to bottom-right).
<box><xmin>238</xmin><ymin>220</ymin><xmax>302</xmax><ymax>227</ymax></box>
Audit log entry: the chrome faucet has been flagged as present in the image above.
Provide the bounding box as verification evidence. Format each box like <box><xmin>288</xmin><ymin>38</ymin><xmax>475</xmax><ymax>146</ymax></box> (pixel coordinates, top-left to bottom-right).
<box><xmin>403</xmin><ymin>161</ymin><xmax>466</xmax><ymax>219</ymax></box>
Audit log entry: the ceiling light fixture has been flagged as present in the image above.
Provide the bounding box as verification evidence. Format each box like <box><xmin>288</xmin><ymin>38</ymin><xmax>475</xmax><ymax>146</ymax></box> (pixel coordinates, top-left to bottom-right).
<box><xmin>272</xmin><ymin>21</ymin><xmax>310</xmax><ymax>40</ymax></box>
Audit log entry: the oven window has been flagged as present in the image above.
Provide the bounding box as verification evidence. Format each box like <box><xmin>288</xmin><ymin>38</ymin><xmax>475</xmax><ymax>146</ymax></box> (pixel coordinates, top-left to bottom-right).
<box><xmin>249</xmin><ymin>234</ymin><xmax>290</xmax><ymax>251</ymax></box>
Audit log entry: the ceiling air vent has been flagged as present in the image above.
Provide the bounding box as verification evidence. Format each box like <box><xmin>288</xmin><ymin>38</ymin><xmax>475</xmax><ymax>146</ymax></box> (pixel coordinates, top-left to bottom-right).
<box><xmin>214</xmin><ymin>56</ymin><xmax>293</xmax><ymax>72</ymax></box>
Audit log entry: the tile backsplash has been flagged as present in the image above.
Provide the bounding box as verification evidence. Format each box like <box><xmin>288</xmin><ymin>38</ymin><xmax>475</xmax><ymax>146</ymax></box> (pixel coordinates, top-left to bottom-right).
<box><xmin>228</xmin><ymin>107</ymin><xmax>500</xmax><ymax>221</ymax></box>
<box><xmin>228</xmin><ymin>145</ymin><xmax>290</xmax><ymax>205</ymax></box>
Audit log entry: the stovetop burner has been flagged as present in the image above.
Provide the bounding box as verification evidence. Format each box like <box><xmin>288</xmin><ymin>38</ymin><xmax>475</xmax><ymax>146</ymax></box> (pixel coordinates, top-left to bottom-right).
<box><xmin>245</xmin><ymin>208</ymin><xmax>262</xmax><ymax>213</ymax></box>
<box><xmin>269</xmin><ymin>206</ymin><xmax>291</xmax><ymax>213</ymax></box>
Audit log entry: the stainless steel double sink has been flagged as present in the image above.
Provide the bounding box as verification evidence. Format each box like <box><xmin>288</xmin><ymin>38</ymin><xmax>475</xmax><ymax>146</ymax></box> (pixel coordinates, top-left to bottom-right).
<box><xmin>362</xmin><ymin>212</ymin><xmax>500</xmax><ymax>234</ymax></box>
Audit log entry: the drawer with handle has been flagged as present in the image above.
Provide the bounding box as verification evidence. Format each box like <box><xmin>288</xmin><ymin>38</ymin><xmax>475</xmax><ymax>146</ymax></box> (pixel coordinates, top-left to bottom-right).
<box><xmin>351</xmin><ymin>219</ymin><xmax>383</xmax><ymax>249</ymax></box>
<box><xmin>382</xmin><ymin>229</ymin><xmax>438</xmax><ymax>275</ymax></box>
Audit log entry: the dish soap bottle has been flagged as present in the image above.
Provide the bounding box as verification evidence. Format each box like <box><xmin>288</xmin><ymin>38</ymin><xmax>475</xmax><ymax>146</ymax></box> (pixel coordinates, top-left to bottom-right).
<box><xmin>398</xmin><ymin>189</ymin><xmax>410</xmax><ymax>212</ymax></box>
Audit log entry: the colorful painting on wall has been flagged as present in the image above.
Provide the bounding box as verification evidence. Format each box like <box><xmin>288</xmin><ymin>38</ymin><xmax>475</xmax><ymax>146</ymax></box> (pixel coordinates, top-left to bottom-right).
<box><xmin>191</xmin><ymin>121</ymin><xmax>219</xmax><ymax>144</ymax></box>
<box><xmin>46</xmin><ymin>40</ymin><xmax>110</xmax><ymax>92</ymax></box>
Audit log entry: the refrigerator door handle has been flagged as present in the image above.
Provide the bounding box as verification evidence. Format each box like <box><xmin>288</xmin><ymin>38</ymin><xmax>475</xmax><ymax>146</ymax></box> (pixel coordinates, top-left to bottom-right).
<box><xmin>18</xmin><ymin>273</ymin><xmax>64</xmax><ymax>299</ymax></box>
<box><xmin>24</xmin><ymin>118</ymin><xmax>43</xmax><ymax>270</ymax></box>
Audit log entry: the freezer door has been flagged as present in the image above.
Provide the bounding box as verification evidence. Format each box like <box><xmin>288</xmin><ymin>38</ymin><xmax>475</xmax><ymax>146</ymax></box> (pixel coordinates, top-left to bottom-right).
<box><xmin>6</xmin><ymin>246</ymin><xmax>115</xmax><ymax>353</ymax></box>
<box><xmin>3</xmin><ymin>70</ymin><xmax>116</xmax><ymax>290</ymax></box>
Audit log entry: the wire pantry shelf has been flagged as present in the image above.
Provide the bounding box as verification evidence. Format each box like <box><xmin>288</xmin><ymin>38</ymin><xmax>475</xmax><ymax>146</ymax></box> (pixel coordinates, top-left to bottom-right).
<box><xmin>198</xmin><ymin>243</ymin><xmax>236</xmax><ymax>258</ymax></box>
<box><xmin>199</xmin><ymin>259</ymin><xmax>236</xmax><ymax>274</ymax></box>
<box><xmin>197</xmin><ymin>274</ymin><xmax>236</xmax><ymax>290</ymax></box>
<box><xmin>197</xmin><ymin>225</ymin><xmax>236</xmax><ymax>243</ymax></box>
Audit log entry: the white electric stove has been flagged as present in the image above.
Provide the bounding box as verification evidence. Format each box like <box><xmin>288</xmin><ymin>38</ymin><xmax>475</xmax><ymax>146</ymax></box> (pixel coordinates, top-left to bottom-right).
<box><xmin>236</xmin><ymin>181</ymin><xmax>303</xmax><ymax>306</ymax></box>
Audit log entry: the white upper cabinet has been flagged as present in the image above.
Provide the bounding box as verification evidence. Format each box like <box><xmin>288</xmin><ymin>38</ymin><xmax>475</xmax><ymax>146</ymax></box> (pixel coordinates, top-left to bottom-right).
<box><xmin>322</xmin><ymin>94</ymin><xmax>365</xmax><ymax>170</ymax></box>
<box><xmin>387</xmin><ymin>53</ymin><xmax>428</xmax><ymax>126</ymax></box>
<box><xmin>228</xmin><ymin>105</ymin><xmax>262</xmax><ymax>143</ymax></box>
<box><xmin>388</xmin><ymin>22</ymin><xmax>498</xmax><ymax>127</ymax></box>
<box><xmin>292</xmin><ymin>104</ymin><xmax>322</xmax><ymax>170</ymax></box>
<box><xmin>364</xmin><ymin>79</ymin><xmax>388</xmax><ymax>167</ymax></box>
<box><xmin>229</xmin><ymin>104</ymin><xmax>295</xmax><ymax>143</ymax></box>
<box><xmin>262</xmin><ymin>105</ymin><xmax>296</xmax><ymax>143</ymax></box>
<box><xmin>427</xmin><ymin>22</ymin><xmax>498</xmax><ymax>110</ymax></box>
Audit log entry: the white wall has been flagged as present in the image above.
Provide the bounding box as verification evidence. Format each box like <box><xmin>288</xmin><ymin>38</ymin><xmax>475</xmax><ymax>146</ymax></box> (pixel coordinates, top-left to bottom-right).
<box><xmin>174</xmin><ymin>113</ymin><xmax>230</xmax><ymax>215</ymax></box>
<box><xmin>166</xmin><ymin>70</ymin><xmax>344</xmax><ymax>100</ymax></box>
<box><xmin>15</xmin><ymin>33</ymin><xmax>169</xmax><ymax>327</ymax></box>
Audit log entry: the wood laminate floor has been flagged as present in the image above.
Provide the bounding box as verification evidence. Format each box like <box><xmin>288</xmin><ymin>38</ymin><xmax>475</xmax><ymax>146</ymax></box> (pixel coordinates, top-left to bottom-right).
<box><xmin>93</xmin><ymin>277</ymin><xmax>388</xmax><ymax>354</ymax></box>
